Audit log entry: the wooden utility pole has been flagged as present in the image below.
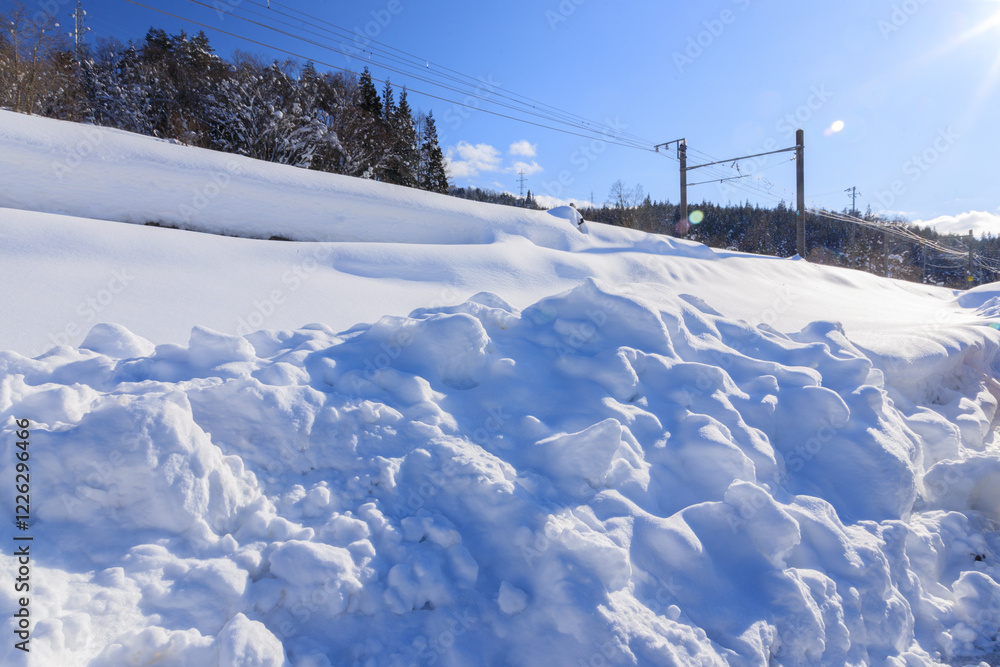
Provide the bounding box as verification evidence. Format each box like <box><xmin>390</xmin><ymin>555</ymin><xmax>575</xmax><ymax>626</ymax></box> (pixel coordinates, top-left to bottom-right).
<box><xmin>796</xmin><ymin>129</ymin><xmax>805</xmax><ymax>259</ymax></box>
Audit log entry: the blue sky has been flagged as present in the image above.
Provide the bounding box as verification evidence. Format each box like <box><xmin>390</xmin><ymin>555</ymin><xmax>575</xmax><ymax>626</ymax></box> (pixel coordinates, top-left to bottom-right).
<box><xmin>7</xmin><ymin>0</ymin><xmax>1000</xmax><ymax>231</ymax></box>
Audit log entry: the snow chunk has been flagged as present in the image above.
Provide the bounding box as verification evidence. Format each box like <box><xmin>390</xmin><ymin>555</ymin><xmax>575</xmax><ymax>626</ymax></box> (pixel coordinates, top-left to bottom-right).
<box><xmin>217</xmin><ymin>614</ymin><xmax>288</xmax><ymax>667</ymax></box>
<box><xmin>267</xmin><ymin>541</ymin><xmax>362</xmax><ymax>616</ymax></box>
<box><xmin>547</xmin><ymin>205</ymin><xmax>584</xmax><ymax>228</ymax></box>
<box><xmin>498</xmin><ymin>581</ymin><xmax>528</xmax><ymax>615</ymax></box>
<box><xmin>80</xmin><ymin>323</ymin><xmax>155</xmax><ymax>358</ymax></box>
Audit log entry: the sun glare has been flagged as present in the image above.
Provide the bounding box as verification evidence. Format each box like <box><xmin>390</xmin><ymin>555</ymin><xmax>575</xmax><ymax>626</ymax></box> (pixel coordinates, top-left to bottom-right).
<box><xmin>910</xmin><ymin>4</ymin><xmax>1000</xmax><ymax>129</ymax></box>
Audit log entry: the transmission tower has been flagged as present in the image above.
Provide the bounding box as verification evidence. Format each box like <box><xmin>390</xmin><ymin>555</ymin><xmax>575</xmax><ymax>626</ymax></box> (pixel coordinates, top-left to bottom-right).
<box><xmin>845</xmin><ymin>186</ymin><xmax>861</xmax><ymax>215</ymax></box>
<box><xmin>71</xmin><ymin>0</ymin><xmax>89</xmax><ymax>59</ymax></box>
<box><xmin>517</xmin><ymin>170</ymin><xmax>527</xmax><ymax>198</ymax></box>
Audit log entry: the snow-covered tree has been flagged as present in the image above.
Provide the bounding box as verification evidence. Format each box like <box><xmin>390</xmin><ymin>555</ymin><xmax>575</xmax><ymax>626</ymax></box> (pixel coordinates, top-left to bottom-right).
<box><xmin>84</xmin><ymin>39</ymin><xmax>158</xmax><ymax>135</ymax></box>
<box><xmin>418</xmin><ymin>111</ymin><xmax>449</xmax><ymax>193</ymax></box>
<box><xmin>203</xmin><ymin>58</ymin><xmax>333</xmax><ymax>168</ymax></box>
<box><xmin>0</xmin><ymin>2</ymin><xmax>73</xmax><ymax>114</ymax></box>
<box><xmin>382</xmin><ymin>87</ymin><xmax>418</xmax><ymax>187</ymax></box>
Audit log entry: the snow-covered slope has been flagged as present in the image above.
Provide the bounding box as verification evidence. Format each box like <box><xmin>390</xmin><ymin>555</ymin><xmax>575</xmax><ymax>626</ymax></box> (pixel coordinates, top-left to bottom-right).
<box><xmin>2</xmin><ymin>111</ymin><xmax>1000</xmax><ymax>666</ymax></box>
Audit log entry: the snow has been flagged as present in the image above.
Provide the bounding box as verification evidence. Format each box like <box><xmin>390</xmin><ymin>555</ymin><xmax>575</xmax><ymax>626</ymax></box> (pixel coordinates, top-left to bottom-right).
<box><xmin>3</xmin><ymin>110</ymin><xmax>1000</xmax><ymax>665</ymax></box>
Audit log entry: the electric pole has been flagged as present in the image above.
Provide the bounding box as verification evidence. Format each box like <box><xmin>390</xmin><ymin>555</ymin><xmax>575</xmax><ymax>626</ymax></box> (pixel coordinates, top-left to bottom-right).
<box><xmin>656</xmin><ymin>132</ymin><xmax>804</xmax><ymax>248</ymax></box>
<box><xmin>654</xmin><ymin>138</ymin><xmax>687</xmax><ymax>229</ymax></box>
<box><xmin>679</xmin><ymin>139</ymin><xmax>688</xmax><ymax>226</ymax></box>
<box><xmin>796</xmin><ymin>129</ymin><xmax>805</xmax><ymax>259</ymax></box>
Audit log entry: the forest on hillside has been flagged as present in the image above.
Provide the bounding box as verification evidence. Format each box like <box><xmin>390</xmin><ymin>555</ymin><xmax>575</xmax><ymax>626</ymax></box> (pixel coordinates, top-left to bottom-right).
<box><xmin>450</xmin><ymin>183</ymin><xmax>1000</xmax><ymax>289</ymax></box>
<box><xmin>0</xmin><ymin>4</ymin><xmax>448</xmax><ymax>192</ymax></box>
<box><xmin>2</xmin><ymin>2</ymin><xmax>996</xmax><ymax>289</ymax></box>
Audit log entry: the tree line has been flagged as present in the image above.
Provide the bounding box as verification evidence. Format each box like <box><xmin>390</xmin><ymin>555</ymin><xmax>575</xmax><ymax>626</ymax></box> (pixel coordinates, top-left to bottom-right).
<box><xmin>581</xmin><ymin>180</ymin><xmax>999</xmax><ymax>289</ymax></box>
<box><xmin>0</xmin><ymin>4</ymin><xmax>449</xmax><ymax>192</ymax></box>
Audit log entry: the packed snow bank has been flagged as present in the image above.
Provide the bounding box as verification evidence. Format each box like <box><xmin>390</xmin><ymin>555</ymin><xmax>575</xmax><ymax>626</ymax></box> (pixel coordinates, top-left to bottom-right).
<box><xmin>3</xmin><ymin>280</ymin><xmax>1000</xmax><ymax>666</ymax></box>
<box><xmin>0</xmin><ymin>110</ymin><xmax>981</xmax><ymax>360</ymax></box>
<box><xmin>4</xmin><ymin>109</ymin><xmax>1000</xmax><ymax>665</ymax></box>
<box><xmin>0</xmin><ymin>110</ymin><xmax>581</xmax><ymax>248</ymax></box>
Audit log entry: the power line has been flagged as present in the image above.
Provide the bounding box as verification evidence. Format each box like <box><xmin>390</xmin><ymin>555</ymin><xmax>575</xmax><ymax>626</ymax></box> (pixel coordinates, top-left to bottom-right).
<box><xmin>174</xmin><ymin>0</ymin><xmax>655</xmax><ymax>151</ymax></box>
<box><xmin>242</xmin><ymin>0</ymin><xmax>662</xmax><ymax>149</ymax></box>
<box><xmin>117</xmin><ymin>0</ymin><xmax>658</xmax><ymax>152</ymax></box>
<box><xmin>179</xmin><ymin>0</ymin><xmax>648</xmax><ymax>147</ymax></box>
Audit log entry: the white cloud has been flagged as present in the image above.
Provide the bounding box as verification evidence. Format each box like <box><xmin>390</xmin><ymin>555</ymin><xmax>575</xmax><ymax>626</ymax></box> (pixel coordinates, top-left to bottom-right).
<box><xmin>531</xmin><ymin>193</ymin><xmax>597</xmax><ymax>210</ymax></box>
<box><xmin>913</xmin><ymin>210</ymin><xmax>1000</xmax><ymax>238</ymax></box>
<box><xmin>509</xmin><ymin>140</ymin><xmax>537</xmax><ymax>158</ymax></box>
<box><xmin>508</xmin><ymin>160</ymin><xmax>544</xmax><ymax>177</ymax></box>
<box><xmin>444</xmin><ymin>141</ymin><xmax>502</xmax><ymax>179</ymax></box>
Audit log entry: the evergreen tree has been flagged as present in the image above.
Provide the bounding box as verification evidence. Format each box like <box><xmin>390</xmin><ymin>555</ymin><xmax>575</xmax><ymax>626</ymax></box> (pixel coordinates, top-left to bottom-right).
<box><xmin>381</xmin><ymin>78</ymin><xmax>395</xmax><ymax>124</ymax></box>
<box><xmin>85</xmin><ymin>38</ymin><xmax>158</xmax><ymax>135</ymax></box>
<box><xmin>353</xmin><ymin>67</ymin><xmax>387</xmax><ymax>179</ymax></box>
<box><xmin>383</xmin><ymin>87</ymin><xmax>418</xmax><ymax>187</ymax></box>
<box><xmin>419</xmin><ymin>111</ymin><xmax>449</xmax><ymax>193</ymax></box>
<box><xmin>357</xmin><ymin>66</ymin><xmax>382</xmax><ymax>118</ymax></box>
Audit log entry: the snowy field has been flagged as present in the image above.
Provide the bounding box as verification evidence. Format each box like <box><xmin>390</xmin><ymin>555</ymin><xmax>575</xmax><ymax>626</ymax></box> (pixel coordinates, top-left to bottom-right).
<box><xmin>2</xmin><ymin>111</ymin><xmax>1000</xmax><ymax>665</ymax></box>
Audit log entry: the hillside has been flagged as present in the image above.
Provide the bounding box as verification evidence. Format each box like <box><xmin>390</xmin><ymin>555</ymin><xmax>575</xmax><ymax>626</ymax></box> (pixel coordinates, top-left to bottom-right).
<box><xmin>2</xmin><ymin>111</ymin><xmax>1000</xmax><ymax>666</ymax></box>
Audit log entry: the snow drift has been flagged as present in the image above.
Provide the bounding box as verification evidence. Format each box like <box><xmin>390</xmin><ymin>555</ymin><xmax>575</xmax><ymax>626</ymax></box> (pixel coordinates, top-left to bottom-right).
<box><xmin>2</xmin><ymin>111</ymin><xmax>1000</xmax><ymax>666</ymax></box>
<box><xmin>3</xmin><ymin>281</ymin><xmax>1000</xmax><ymax>665</ymax></box>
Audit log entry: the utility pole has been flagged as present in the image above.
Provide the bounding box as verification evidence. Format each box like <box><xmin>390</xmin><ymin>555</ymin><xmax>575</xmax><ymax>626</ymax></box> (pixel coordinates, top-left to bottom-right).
<box><xmin>656</xmin><ymin>132</ymin><xmax>804</xmax><ymax>247</ymax></box>
<box><xmin>654</xmin><ymin>138</ymin><xmax>686</xmax><ymax>228</ymax></box>
<box><xmin>796</xmin><ymin>129</ymin><xmax>805</xmax><ymax>259</ymax></box>
<box><xmin>71</xmin><ymin>0</ymin><xmax>89</xmax><ymax>60</ymax></box>
<box><xmin>517</xmin><ymin>170</ymin><xmax>526</xmax><ymax>199</ymax></box>
<box><xmin>679</xmin><ymin>139</ymin><xmax>688</xmax><ymax>226</ymax></box>
<box><xmin>968</xmin><ymin>229</ymin><xmax>975</xmax><ymax>289</ymax></box>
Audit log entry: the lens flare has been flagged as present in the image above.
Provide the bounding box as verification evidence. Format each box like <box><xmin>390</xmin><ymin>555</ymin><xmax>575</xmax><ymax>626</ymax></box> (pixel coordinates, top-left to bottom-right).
<box><xmin>831</xmin><ymin>120</ymin><xmax>845</xmax><ymax>132</ymax></box>
<box><xmin>690</xmin><ymin>210</ymin><xmax>705</xmax><ymax>224</ymax></box>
